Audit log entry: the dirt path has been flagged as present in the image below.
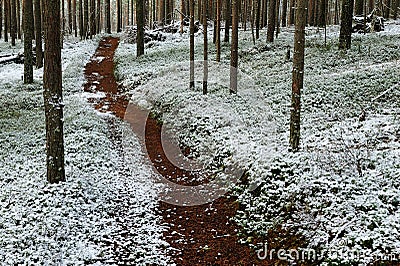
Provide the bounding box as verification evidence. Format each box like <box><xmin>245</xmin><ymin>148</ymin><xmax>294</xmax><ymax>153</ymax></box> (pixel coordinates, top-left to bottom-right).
<box><xmin>83</xmin><ymin>36</ymin><xmax>279</xmax><ymax>265</ymax></box>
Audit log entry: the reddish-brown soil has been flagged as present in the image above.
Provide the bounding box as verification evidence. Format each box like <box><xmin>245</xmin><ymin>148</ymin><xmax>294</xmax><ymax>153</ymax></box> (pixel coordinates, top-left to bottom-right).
<box><xmin>83</xmin><ymin>36</ymin><xmax>310</xmax><ymax>266</ymax></box>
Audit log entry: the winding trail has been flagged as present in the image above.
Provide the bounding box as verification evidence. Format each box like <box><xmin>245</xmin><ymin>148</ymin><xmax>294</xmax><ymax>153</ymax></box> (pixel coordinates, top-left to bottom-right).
<box><xmin>83</xmin><ymin>36</ymin><xmax>290</xmax><ymax>265</ymax></box>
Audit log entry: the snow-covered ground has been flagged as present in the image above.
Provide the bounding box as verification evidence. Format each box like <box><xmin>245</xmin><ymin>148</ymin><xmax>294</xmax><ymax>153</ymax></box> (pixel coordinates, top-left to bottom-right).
<box><xmin>0</xmin><ymin>38</ymin><xmax>172</xmax><ymax>265</ymax></box>
<box><xmin>116</xmin><ymin>21</ymin><xmax>400</xmax><ymax>265</ymax></box>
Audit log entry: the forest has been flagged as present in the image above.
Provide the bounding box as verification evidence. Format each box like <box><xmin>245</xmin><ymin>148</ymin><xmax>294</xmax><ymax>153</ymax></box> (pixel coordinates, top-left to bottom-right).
<box><xmin>0</xmin><ymin>0</ymin><xmax>399</xmax><ymax>264</ymax></box>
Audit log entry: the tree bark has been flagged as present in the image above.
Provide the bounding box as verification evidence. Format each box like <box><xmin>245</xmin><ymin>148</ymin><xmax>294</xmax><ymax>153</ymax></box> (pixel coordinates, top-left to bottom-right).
<box><xmin>203</xmin><ymin>0</ymin><xmax>208</xmax><ymax>94</ymax></box>
<box><xmin>289</xmin><ymin>0</ymin><xmax>307</xmax><ymax>151</ymax></box>
<box><xmin>117</xmin><ymin>0</ymin><xmax>121</xmax><ymax>31</ymax></box>
<box><xmin>0</xmin><ymin>0</ymin><xmax>2</xmax><ymax>38</ymax></box>
<box><xmin>255</xmin><ymin>0</ymin><xmax>260</xmax><ymax>38</ymax></box>
<box><xmin>83</xmin><ymin>0</ymin><xmax>88</xmax><ymax>38</ymax></box>
<box><xmin>355</xmin><ymin>0</ymin><xmax>364</xmax><ymax>14</ymax></box>
<box><xmin>267</xmin><ymin>0</ymin><xmax>276</xmax><ymax>42</ymax></box>
<box><xmin>339</xmin><ymin>0</ymin><xmax>354</xmax><ymax>49</ymax></box>
<box><xmin>230</xmin><ymin>0</ymin><xmax>238</xmax><ymax>94</ymax></box>
<box><xmin>72</xmin><ymin>0</ymin><xmax>77</xmax><ymax>36</ymax></box>
<box><xmin>224</xmin><ymin>0</ymin><xmax>230</xmax><ymax>42</ymax></box>
<box><xmin>189</xmin><ymin>0</ymin><xmax>195</xmax><ymax>88</ymax></box>
<box><xmin>79</xmin><ymin>0</ymin><xmax>83</xmax><ymax>38</ymax></box>
<box><xmin>137</xmin><ymin>0</ymin><xmax>145</xmax><ymax>56</ymax></box>
<box><xmin>34</xmin><ymin>0</ymin><xmax>43</xmax><ymax>68</ymax></box>
<box><xmin>281</xmin><ymin>0</ymin><xmax>287</xmax><ymax>26</ymax></box>
<box><xmin>216</xmin><ymin>0</ymin><xmax>221</xmax><ymax>61</ymax></box>
<box><xmin>24</xmin><ymin>0</ymin><xmax>34</xmax><ymax>83</ymax></box>
<box><xmin>43</xmin><ymin>0</ymin><xmax>66</xmax><ymax>183</ymax></box>
<box><xmin>10</xmin><ymin>0</ymin><xmax>16</xmax><ymax>45</ymax></box>
<box><xmin>105</xmin><ymin>0</ymin><xmax>111</xmax><ymax>33</ymax></box>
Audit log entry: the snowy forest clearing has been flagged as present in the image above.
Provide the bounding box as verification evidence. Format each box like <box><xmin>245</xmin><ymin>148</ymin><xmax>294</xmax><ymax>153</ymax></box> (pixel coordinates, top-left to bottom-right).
<box><xmin>0</xmin><ymin>20</ymin><xmax>399</xmax><ymax>266</ymax></box>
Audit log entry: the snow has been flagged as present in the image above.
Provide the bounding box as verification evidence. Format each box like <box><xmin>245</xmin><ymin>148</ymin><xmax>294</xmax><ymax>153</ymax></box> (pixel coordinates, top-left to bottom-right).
<box><xmin>115</xmin><ymin>20</ymin><xmax>400</xmax><ymax>264</ymax></box>
<box><xmin>0</xmin><ymin>37</ymin><xmax>172</xmax><ymax>265</ymax></box>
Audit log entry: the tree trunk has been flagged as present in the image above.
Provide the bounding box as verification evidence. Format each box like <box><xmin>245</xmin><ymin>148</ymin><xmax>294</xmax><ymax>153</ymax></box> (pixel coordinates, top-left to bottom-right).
<box><xmin>10</xmin><ymin>0</ymin><xmax>16</xmax><ymax>45</ymax></box>
<box><xmin>230</xmin><ymin>0</ymin><xmax>238</xmax><ymax>94</ymax></box>
<box><xmin>281</xmin><ymin>0</ymin><xmax>287</xmax><ymax>26</ymax></box>
<box><xmin>43</xmin><ymin>0</ymin><xmax>66</xmax><ymax>183</ymax></box>
<box><xmin>89</xmin><ymin>0</ymin><xmax>95</xmax><ymax>37</ymax></box>
<box><xmin>216</xmin><ymin>0</ymin><xmax>221</xmax><ymax>61</ymax></box>
<box><xmin>117</xmin><ymin>0</ymin><xmax>121</xmax><ymax>31</ymax></box>
<box><xmin>67</xmin><ymin>0</ymin><xmax>72</xmax><ymax>33</ymax></box>
<box><xmin>2</xmin><ymin>0</ymin><xmax>6</xmax><ymax>42</ymax></box>
<box><xmin>83</xmin><ymin>0</ymin><xmax>88</xmax><ymax>38</ymax></box>
<box><xmin>255</xmin><ymin>0</ymin><xmax>260</xmax><ymax>38</ymax></box>
<box><xmin>16</xmin><ymin>0</ymin><xmax>20</xmax><ymax>39</ymax></box>
<box><xmin>79</xmin><ymin>0</ymin><xmax>83</xmax><ymax>38</ymax></box>
<box><xmin>189</xmin><ymin>0</ymin><xmax>195</xmax><ymax>88</ymax></box>
<box><xmin>0</xmin><ymin>0</ymin><xmax>2</xmax><ymax>38</ymax></box>
<box><xmin>105</xmin><ymin>0</ymin><xmax>111</xmax><ymax>33</ymax></box>
<box><xmin>73</xmin><ymin>0</ymin><xmax>77</xmax><ymax>36</ymax></box>
<box><xmin>34</xmin><ymin>0</ymin><xmax>43</xmax><ymax>68</ymax></box>
<box><xmin>203</xmin><ymin>0</ymin><xmax>208</xmax><ymax>94</ymax></box>
<box><xmin>289</xmin><ymin>0</ymin><xmax>306</xmax><ymax>151</ymax></box>
<box><xmin>96</xmin><ymin>0</ymin><xmax>100</xmax><ymax>33</ymax></box>
<box><xmin>355</xmin><ymin>0</ymin><xmax>364</xmax><ymax>14</ymax></box>
<box><xmin>224</xmin><ymin>0</ymin><xmax>230</xmax><ymax>42</ymax></box>
<box><xmin>137</xmin><ymin>0</ymin><xmax>144</xmax><ymax>56</ymax></box>
<box><xmin>267</xmin><ymin>0</ymin><xmax>276</xmax><ymax>42</ymax></box>
<box><xmin>24</xmin><ymin>0</ymin><xmax>34</xmax><ymax>83</ymax></box>
<box><xmin>339</xmin><ymin>0</ymin><xmax>354</xmax><ymax>49</ymax></box>
<box><xmin>288</xmin><ymin>0</ymin><xmax>295</xmax><ymax>24</ymax></box>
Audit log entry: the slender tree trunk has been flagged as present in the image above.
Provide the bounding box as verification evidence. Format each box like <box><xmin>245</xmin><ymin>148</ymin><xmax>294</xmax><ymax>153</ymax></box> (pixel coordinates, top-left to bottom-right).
<box><xmin>137</xmin><ymin>0</ymin><xmax>144</xmax><ymax>56</ymax></box>
<box><xmin>288</xmin><ymin>0</ymin><xmax>295</xmax><ymax>24</ymax></box>
<box><xmin>96</xmin><ymin>0</ymin><xmax>100</xmax><ymax>33</ymax></box>
<box><xmin>62</xmin><ymin>0</ymin><xmax>65</xmax><ymax>32</ymax></box>
<box><xmin>267</xmin><ymin>0</ymin><xmax>276</xmax><ymax>42</ymax></box>
<box><xmin>224</xmin><ymin>0</ymin><xmax>230</xmax><ymax>42</ymax></box>
<box><xmin>289</xmin><ymin>0</ymin><xmax>306</xmax><ymax>151</ymax></box>
<box><xmin>4</xmin><ymin>0</ymin><xmax>8</xmax><ymax>42</ymax></box>
<box><xmin>203</xmin><ymin>0</ymin><xmax>208</xmax><ymax>94</ymax></box>
<box><xmin>89</xmin><ymin>0</ymin><xmax>95</xmax><ymax>37</ymax></box>
<box><xmin>24</xmin><ymin>0</ymin><xmax>34</xmax><ymax>83</ymax></box>
<box><xmin>105</xmin><ymin>0</ymin><xmax>111</xmax><ymax>33</ymax></box>
<box><xmin>10</xmin><ymin>0</ymin><xmax>16</xmax><ymax>45</ymax></box>
<box><xmin>67</xmin><ymin>0</ymin><xmax>72</xmax><ymax>33</ymax></box>
<box><xmin>355</xmin><ymin>0</ymin><xmax>364</xmax><ymax>14</ymax></box>
<box><xmin>230</xmin><ymin>0</ymin><xmax>238</xmax><ymax>94</ymax></box>
<box><xmin>34</xmin><ymin>0</ymin><xmax>43</xmax><ymax>68</ymax></box>
<box><xmin>43</xmin><ymin>0</ymin><xmax>66</xmax><ymax>183</ymax></box>
<box><xmin>180</xmin><ymin>0</ymin><xmax>184</xmax><ymax>33</ymax></box>
<box><xmin>216</xmin><ymin>0</ymin><xmax>221</xmax><ymax>61</ymax></box>
<box><xmin>117</xmin><ymin>0</ymin><xmax>121</xmax><ymax>31</ymax></box>
<box><xmin>83</xmin><ymin>0</ymin><xmax>88</xmax><ymax>37</ymax></box>
<box><xmin>189</xmin><ymin>0</ymin><xmax>195</xmax><ymax>88</ymax></box>
<box><xmin>73</xmin><ymin>0</ymin><xmax>77</xmax><ymax>36</ymax></box>
<box><xmin>275</xmin><ymin>0</ymin><xmax>280</xmax><ymax>38</ymax></box>
<box><xmin>251</xmin><ymin>0</ymin><xmax>256</xmax><ymax>44</ymax></box>
<box><xmin>339</xmin><ymin>0</ymin><xmax>354</xmax><ymax>49</ymax></box>
<box><xmin>319</xmin><ymin>0</ymin><xmax>326</xmax><ymax>27</ymax></box>
<box><xmin>255</xmin><ymin>0</ymin><xmax>260</xmax><ymax>38</ymax></box>
<box><xmin>281</xmin><ymin>0</ymin><xmax>287</xmax><ymax>26</ymax></box>
<box><xmin>79</xmin><ymin>0</ymin><xmax>83</xmax><ymax>38</ymax></box>
<box><xmin>0</xmin><ymin>0</ymin><xmax>2</xmax><ymax>38</ymax></box>
<box><xmin>16</xmin><ymin>0</ymin><xmax>20</xmax><ymax>39</ymax></box>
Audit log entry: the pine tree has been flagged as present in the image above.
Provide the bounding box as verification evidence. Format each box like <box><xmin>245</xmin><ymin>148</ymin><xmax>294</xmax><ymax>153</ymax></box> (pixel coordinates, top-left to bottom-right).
<box><xmin>34</xmin><ymin>0</ymin><xmax>43</xmax><ymax>68</ymax></box>
<box><xmin>339</xmin><ymin>0</ymin><xmax>354</xmax><ymax>49</ymax></box>
<box><xmin>137</xmin><ymin>0</ymin><xmax>145</xmax><ymax>56</ymax></box>
<box><xmin>289</xmin><ymin>0</ymin><xmax>307</xmax><ymax>151</ymax></box>
<box><xmin>43</xmin><ymin>0</ymin><xmax>66</xmax><ymax>183</ymax></box>
<box><xmin>230</xmin><ymin>0</ymin><xmax>238</xmax><ymax>94</ymax></box>
<box><xmin>24</xmin><ymin>0</ymin><xmax>34</xmax><ymax>83</ymax></box>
